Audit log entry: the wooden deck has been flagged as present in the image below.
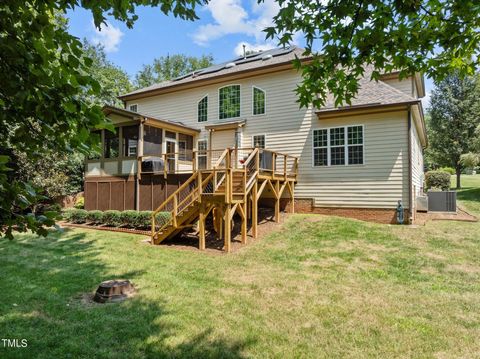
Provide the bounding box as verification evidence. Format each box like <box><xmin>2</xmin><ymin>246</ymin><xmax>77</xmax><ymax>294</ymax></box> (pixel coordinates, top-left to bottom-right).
<box><xmin>150</xmin><ymin>148</ymin><xmax>298</xmax><ymax>252</ymax></box>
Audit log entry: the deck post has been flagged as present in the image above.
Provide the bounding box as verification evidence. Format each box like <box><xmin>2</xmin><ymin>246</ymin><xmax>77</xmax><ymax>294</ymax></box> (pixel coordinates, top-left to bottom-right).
<box><xmin>288</xmin><ymin>181</ymin><xmax>295</xmax><ymax>213</ymax></box>
<box><xmin>199</xmin><ymin>202</ymin><xmax>206</xmax><ymax>250</ymax></box>
<box><xmin>240</xmin><ymin>203</ymin><xmax>247</xmax><ymax>244</ymax></box>
<box><xmin>275</xmin><ymin>180</ymin><xmax>280</xmax><ymax>223</ymax></box>
<box><xmin>252</xmin><ymin>181</ymin><xmax>258</xmax><ymax>238</ymax></box>
<box><xmin>224</xmin><ymin>204</ymin><xmax>231</xmax><ymax>252</ymax></box>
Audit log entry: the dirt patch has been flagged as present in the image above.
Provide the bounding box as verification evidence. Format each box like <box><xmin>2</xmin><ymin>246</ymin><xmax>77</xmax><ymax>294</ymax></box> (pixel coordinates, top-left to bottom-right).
<box><xmin>415</xmin><ymin>206</ymin><xmax>477</xmax><ymax>226</ymax></box>
<box><xmin>160</xmin><ymin>207</ymin><xmax>289</xmax><ymax>254</ymax></box>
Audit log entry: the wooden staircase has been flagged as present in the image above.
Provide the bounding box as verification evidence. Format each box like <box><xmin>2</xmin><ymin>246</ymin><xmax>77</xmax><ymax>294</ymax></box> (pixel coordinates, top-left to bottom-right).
<box><xmin>151</xmin><ymin>147</ymin><xmax>298</xmax><ymax>251</ymax></box>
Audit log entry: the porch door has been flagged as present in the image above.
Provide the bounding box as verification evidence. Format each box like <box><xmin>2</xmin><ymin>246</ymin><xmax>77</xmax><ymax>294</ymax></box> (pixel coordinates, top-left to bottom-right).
<box><xmin>166</xmin><ymin>139</ymin><xmax>176</xmax><ymax>172</ymax></box>
<box><xmin>211</xmin><ymin>129</ymin><xmax>237</xmax><ymax>150</ymax></box>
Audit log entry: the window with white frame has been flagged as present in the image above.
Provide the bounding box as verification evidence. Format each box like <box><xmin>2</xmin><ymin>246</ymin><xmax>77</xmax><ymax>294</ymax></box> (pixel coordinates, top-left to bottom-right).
<box><xmin>129</xmin><ymin>104</ymin><xmax>138</xmax><ymax>112</ymax></box>
<box><xmin>219</xmin><ymin>85</ymin><xmax>240</xmax><ymax>119</ymax></box>
<box><xmin>313</xmin><ymin>125</ymin><xmax>364</xmax><ymax>166</ymax></box>
<box><xmin>252</xmin><ymin>134</ymin><xmax>265</xmax><ymax>148</ymax></box>
<box><xmin>252</xmin><ymin>87</ymin><xmax>265</xmax><ymax>115</ymax></box>
<box><xmin>197</xmin><ymin>139</ymin><xmax>208</xmax><ymax>169</ymax></box>
<box><xmin>198</xmin><ymin>95</ymin><xmax>208</xmax><ymax>122</ymax></box>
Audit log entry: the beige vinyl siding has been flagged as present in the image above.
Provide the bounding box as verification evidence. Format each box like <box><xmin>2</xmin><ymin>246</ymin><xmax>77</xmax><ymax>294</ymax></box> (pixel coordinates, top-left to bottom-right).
<box><xmin>129</xmin><ymin>70</ymin><xmax>410</xmax><ymax>209</ymax></box>
<box><xmin>382</xmin><ymin>77</ymin><xmax>414</xmax><ymax>97</ymax></box>
<box><xmin>411</xmin><ymin>116</ymin><xmax>425</xmax><ymax>210</ymax></box>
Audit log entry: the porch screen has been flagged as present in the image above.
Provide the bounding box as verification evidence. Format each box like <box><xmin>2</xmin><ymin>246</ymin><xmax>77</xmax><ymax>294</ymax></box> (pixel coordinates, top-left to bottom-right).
<box><xmin>104</xmin><ymin>129</ymin><xmax>119</xmax><ymax>158</ymax></box>
<box><xmin>179</xmin><ymin>134</ymin><xmax>193</xmax><ymax>161</ymax></box>
<box><xmin>123</xmin><ymin>125</ymin><xmax>138</xmax><ymax>157</ymax></box>
<box><xmin>143</xmin><ymin>125</ymin><xmax>163</xmax><ymax>156</ymax></box>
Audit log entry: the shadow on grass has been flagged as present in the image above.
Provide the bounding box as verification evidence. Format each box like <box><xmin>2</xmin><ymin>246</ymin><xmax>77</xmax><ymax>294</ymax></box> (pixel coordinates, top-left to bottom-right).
<box><xmin>0</xmin><ymin>229</ymin><xmax>251</xmax><ymax>358</ymax></box>
<box><xmin>456</xmin><ymin>186</ymin><xmax>480</xmax><ymax>202</ymax></box>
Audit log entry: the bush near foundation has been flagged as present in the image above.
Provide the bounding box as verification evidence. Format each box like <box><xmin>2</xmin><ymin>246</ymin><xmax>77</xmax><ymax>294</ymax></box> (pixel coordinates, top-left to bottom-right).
<box><xmin>70</xmin><ymin>209</ymin><xmax>87</xmax><ymax>224</ymax></box>
<box><xmin>86</xmin><ymin>210</ymin><xmax>103</xmax><ymax>225</ymax></box>
<box><xmin>425</xmin><ymin>170</ymin><xmax>451</xmax><ymax>191</ymax></box>
<box><xmin>103</xmin><ymin>210</ymin><xmax>122</xmax><ymax>227</ymax></box>
<box><xmin>64</xmin><ymin>209</ymin><xmax>171</xmax><ymax>230</ymax></box>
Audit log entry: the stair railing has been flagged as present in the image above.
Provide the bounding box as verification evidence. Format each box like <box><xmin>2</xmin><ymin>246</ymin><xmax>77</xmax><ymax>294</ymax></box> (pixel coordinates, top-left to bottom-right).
<box><xmin>151</xmin><ymin>170</ymin><xmax>214</xmax><ymax>241</ymax></box>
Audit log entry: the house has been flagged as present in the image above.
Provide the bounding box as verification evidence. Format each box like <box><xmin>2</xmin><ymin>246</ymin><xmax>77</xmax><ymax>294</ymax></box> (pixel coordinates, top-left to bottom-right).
<box><xmin>84</xmin><ymin>46</ymin><xmax>427</xmax><ymax>250</ymax></box>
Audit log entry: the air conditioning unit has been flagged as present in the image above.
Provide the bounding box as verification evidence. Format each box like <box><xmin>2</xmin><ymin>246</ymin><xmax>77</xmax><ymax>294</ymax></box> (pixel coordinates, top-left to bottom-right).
<box><xmin>427</xmin><ymin>191</ymin><xmax>457</xmax><ymax>212</ymax></box>
<box><xmin>416</xmin><ymin>195</ymin><xmax>428</xmax><ymax>212</ymax></box>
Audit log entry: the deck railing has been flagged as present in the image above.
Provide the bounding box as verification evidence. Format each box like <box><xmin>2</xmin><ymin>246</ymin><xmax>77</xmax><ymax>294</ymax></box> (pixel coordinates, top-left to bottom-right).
<box><xmin>140</xmin><ymin>147</ymin><xmax>298</xmax><ymax>178</ymax></box>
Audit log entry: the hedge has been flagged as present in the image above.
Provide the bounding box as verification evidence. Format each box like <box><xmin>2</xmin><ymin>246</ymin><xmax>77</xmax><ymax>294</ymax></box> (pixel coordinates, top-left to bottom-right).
<box><xmin>86</xmin><ymin>210</ymin><xmax>103</xmax><ymax>225</ymax></box>
<box><xmin>103</xmin><ymin>210</ymin><xmax>122</xmax><ymax>227</ymax></box>
<box><xmin>70</xmin><ymin>209</ymin><xmax>87</xmax><ymax>224</ymax></box>
<box><xmin>64</xmin><ymin>209</ymin><xmax>171</xmax><ymax>229</ymax></box>
<box><xmin>438</xmin><ymin>167</ymin><xmax>455</xmax><ymax>175</ymax></box>
<box><xmin>425</xmin><ymin>170</ymin><xmax>451</xmax><ymax>191</ymax></box>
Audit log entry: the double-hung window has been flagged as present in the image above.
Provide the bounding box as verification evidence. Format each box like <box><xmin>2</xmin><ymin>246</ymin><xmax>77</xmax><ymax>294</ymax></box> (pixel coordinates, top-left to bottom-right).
<box><xmin>198</xmin><ymin>95</ymin><xmax>208</xmax><ymax>122</ymax></box>
<box><xmin>219</xmin><ymin>85</ymin><xmax>240</xmax><ymax>119</ymax></box>
<box><xmin>252</xmin><ymin>87</ymin><xmax>265</xmax><ymax>115</ymax></box>
<box><xmin>313</xmin><ymin>125</ymin><xmax>364</xmax><ymax>166</ymax></box>
<box><xmin>252</xmin><ymin>134</ymin><xmax>266</xmax><ymax>148</ymax></box>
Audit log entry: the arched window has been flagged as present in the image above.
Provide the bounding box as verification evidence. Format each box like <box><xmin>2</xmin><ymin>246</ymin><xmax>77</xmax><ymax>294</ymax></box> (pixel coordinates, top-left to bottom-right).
<box><xmin>252</xmin><ymin>87</ymin><xmax>266</xmax><ymax>115</ymax></box>
<box><xmin>219</xmin><ymin>85</ymin><xmax>240</xmax><ymax>119</ymax></box>
<box><xmin>197</xmin><ymin>95</ymin><xmax>208</xmax><ymax>122</ymax></box>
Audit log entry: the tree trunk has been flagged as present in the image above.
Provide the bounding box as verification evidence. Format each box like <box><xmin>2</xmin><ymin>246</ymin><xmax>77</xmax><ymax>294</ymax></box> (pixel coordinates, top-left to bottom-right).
<box><xmin>456</xmin><ymin>168</ymin><xmax>461</xmax><ymax>189</ymax></box>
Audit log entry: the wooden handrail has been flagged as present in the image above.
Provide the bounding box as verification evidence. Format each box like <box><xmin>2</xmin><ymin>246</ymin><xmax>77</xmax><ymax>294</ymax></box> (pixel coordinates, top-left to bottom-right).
<box><xmin>152</xmin><ymin>172</ymin><xmax>198</xmax><ymax>216</ymax></box>
<box><xmin>213</xmin><ymin>148</ymin><xmax>229</xmax><ymax>168</ymax></box>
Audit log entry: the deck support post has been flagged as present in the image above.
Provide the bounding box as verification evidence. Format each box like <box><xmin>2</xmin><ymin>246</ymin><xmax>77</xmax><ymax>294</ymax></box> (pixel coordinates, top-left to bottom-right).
<box><xmin>288</xmin><ymin>181</ymin><xmax>295</xmax><ymax>213</ymax></box>
<box><xmin>224</xmin><ymin>204</ymin><xmax>232</xmax><ymax>252</ymax></box>
<box><xmin>252</xmin><ymin>181</ymin><xmax>258</xmax><ymax>238</ymax></box>
<box><xmin>275</xmin><ymin>180</ymin><xmax>280</xmax><ymax>223</ymax></box>
<box><xmin>199</xmin><ymin>202</ymin><xmax>206</xmax><ymax>251</ymax></box>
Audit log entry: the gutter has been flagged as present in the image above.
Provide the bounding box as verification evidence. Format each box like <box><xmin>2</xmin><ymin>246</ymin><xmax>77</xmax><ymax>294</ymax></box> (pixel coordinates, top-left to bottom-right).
<box><xmin>407</xmin><ymin>108</ymin><xmax>413</xmax><ymax>224</ymax></box>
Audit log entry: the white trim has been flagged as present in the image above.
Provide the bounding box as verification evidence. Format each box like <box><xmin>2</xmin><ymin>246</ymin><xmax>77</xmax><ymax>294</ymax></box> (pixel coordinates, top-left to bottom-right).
<box><xmin>252</xmin><ymin>86</ymin><xmax>266</xmax><ymax>116</ymax></box>
<box><xmin>251</xmin><ymin>133</ymin><xmax>266</xmax><ymax>148</ymax></box>
<box><xmin>312</xmin><ymin>124</ymin><xmax>365</xmax><ymax>167</ymax></box>
<box><xmin>128</xmin><ymin>103</ymin><xmax>138</xmax><ymax>112</ymax></box>
<box><xmin>197</xmin><ymin>94</ymin><xmax>208</xmax><ymax>123</ymax></box>
<box><xmin>218</xmin><ymin>84</ymin><xmax>241</xmax><ymax>120</ymax></box>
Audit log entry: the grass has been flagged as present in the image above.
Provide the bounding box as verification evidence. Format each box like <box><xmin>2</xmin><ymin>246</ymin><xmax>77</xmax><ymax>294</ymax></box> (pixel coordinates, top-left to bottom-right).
<box><xmin>453</xmin><ymin>174</ymin><xmax>480</xmax><ymax>214</ymax></box>
<box><xmin>1</xmin><ymin>176</ymin><xmax>479</xmax><ymax>358</ymax></box>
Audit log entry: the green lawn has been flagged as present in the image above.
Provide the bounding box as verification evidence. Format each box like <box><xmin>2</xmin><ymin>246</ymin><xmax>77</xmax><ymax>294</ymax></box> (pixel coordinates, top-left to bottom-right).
<box><xmin>1</xmin><ymin>177</ymin><xmax>480</xmax><ymax>358</ymax></box>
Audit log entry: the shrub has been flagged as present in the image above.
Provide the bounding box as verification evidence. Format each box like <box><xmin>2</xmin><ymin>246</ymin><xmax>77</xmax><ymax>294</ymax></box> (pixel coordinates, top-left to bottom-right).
<box><xmin>438</xmin><ymin>167</ymin><xmax>455</xmax><ymax>175</ymax></box>
<box><xmin>62</xmin><ymin>208</ymin><xmax>76</xmax><ymax>221</ymax></box>
<box><xmin>425</xmin><ymin>170</ymin><xmax>451</xmax><ymax>191</ymax></box>
<box><xmin>120</xmin><ymin>210</ymin><xmax>139</xmax><ymax>228</ymax></box>
<box><xmin>155</xmin><ymin>212</ymin><xmax>172</xmax><ymax>229</ymax></box>
<box><xmin>133</xmin><ymin>211</ymin><xmax>154</xmax><ymax>229</ymax></box>
<box><xmin>103</xmin><ymin>210</ymin><xmax>122</xmax><ymax>226</ymax></box>
<box><xmin>70</xmin><ymin>209</ymin><xmax>87</xmax><ymax>224</ymax></box>
<box><xmin>86</xmin><ymin>210</ymin><xmax>104</xmax><ymax>225</ymax></box>
<box><xmin>74</xmin><ymin>196</ymin><xmax>84</xmax><ymax>209</ymax></box>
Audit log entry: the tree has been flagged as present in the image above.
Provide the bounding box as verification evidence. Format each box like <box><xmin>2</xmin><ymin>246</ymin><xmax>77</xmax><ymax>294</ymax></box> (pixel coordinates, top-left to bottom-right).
<box><xmin>135</xmin><ymin>54</ymin><xmax>214</xmax><ymax>88</ymax></box>
<box><xmin>0</xmin><ymin>0</ymin><xmax>202</xmax><ymax>239</ymax></box>
<box><xmin>82</xmin><ymin>40</ymin><xmax>133</xmax><ymax>107</ymax></box>
<box><xmin>266</xmin><ymin>1</ymin><xmax>480</xmax><ymax>108</ymax></box>
<box><xmin>427</xmin><ymin>73</ymin><xmax>480</xmax><ymax>188</ymax></box>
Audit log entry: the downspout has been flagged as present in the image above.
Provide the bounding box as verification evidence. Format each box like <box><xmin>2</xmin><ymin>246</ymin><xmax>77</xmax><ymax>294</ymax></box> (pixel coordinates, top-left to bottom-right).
<box><xmin>407</xmin><ymin>108</ymin><xmax>413</xmax><ymax>224</ymax></box>
<box><xmin>135</xmin><ymin>117</ymin><xmax>146</xmax><ymax>211</ymax></box>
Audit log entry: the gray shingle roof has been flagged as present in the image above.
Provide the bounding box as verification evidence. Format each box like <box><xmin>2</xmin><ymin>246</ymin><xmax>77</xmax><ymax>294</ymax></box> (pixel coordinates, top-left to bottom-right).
<box><xmin>318</xmin><ymin>68</ymin><xmax>419</xmax><ymax>113</ymax></box>
<box><xmin>119</xmin><ymin>46</ymin><xmax>306</xmax><ymax>99</ymax></box>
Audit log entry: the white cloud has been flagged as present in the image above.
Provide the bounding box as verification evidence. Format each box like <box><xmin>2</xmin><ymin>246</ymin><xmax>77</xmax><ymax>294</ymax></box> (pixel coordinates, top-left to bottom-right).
<box><xmin>193</xmin><ymin>0</ymin><xmax>280</xmax><ymax>46</ymax></box>
<box><xmin>234</xmin><ymin>41</ymin><xmax>275</xmax><ymax>56</ymax></box>
<box><xmin>91</xmin><ymin>21</ymin><xmax>124</xmax><ymax>53</ymax></box>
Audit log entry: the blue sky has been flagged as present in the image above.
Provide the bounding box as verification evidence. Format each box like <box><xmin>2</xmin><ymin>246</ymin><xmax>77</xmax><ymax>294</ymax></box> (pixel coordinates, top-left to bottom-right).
<box><xmin>66</xmin><ymin>0</ymin><xmax>431</xmax><ymax>106</ymax></box>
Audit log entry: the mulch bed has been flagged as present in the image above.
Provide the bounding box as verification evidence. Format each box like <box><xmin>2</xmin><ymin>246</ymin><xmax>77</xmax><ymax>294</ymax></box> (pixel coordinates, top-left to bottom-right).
<box><xmin>414</xmin><ymin>206</ymin><xmax>478</xmax><ymax>226</ymax></box>
<box><xmin>58</xmin><ymin>208</ymin><xmax>288</xmax><ymax>254</ymax></box>
<box><xmin>59</xmin><ymin>221</ymin><xmax>151</xmax><ymax>236</ymax></box>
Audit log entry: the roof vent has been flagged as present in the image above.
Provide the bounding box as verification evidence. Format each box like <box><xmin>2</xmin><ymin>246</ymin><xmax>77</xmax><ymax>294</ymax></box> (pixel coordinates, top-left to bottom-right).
<box><xmin>261</xmin><ymin>54</ymin><xmax>273</xmax><ymax>61</ymax></box>
<box><xmin>225</xmin><ymin>62</ymin><xmax>236</xmax><ymax>68</ymax></box>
